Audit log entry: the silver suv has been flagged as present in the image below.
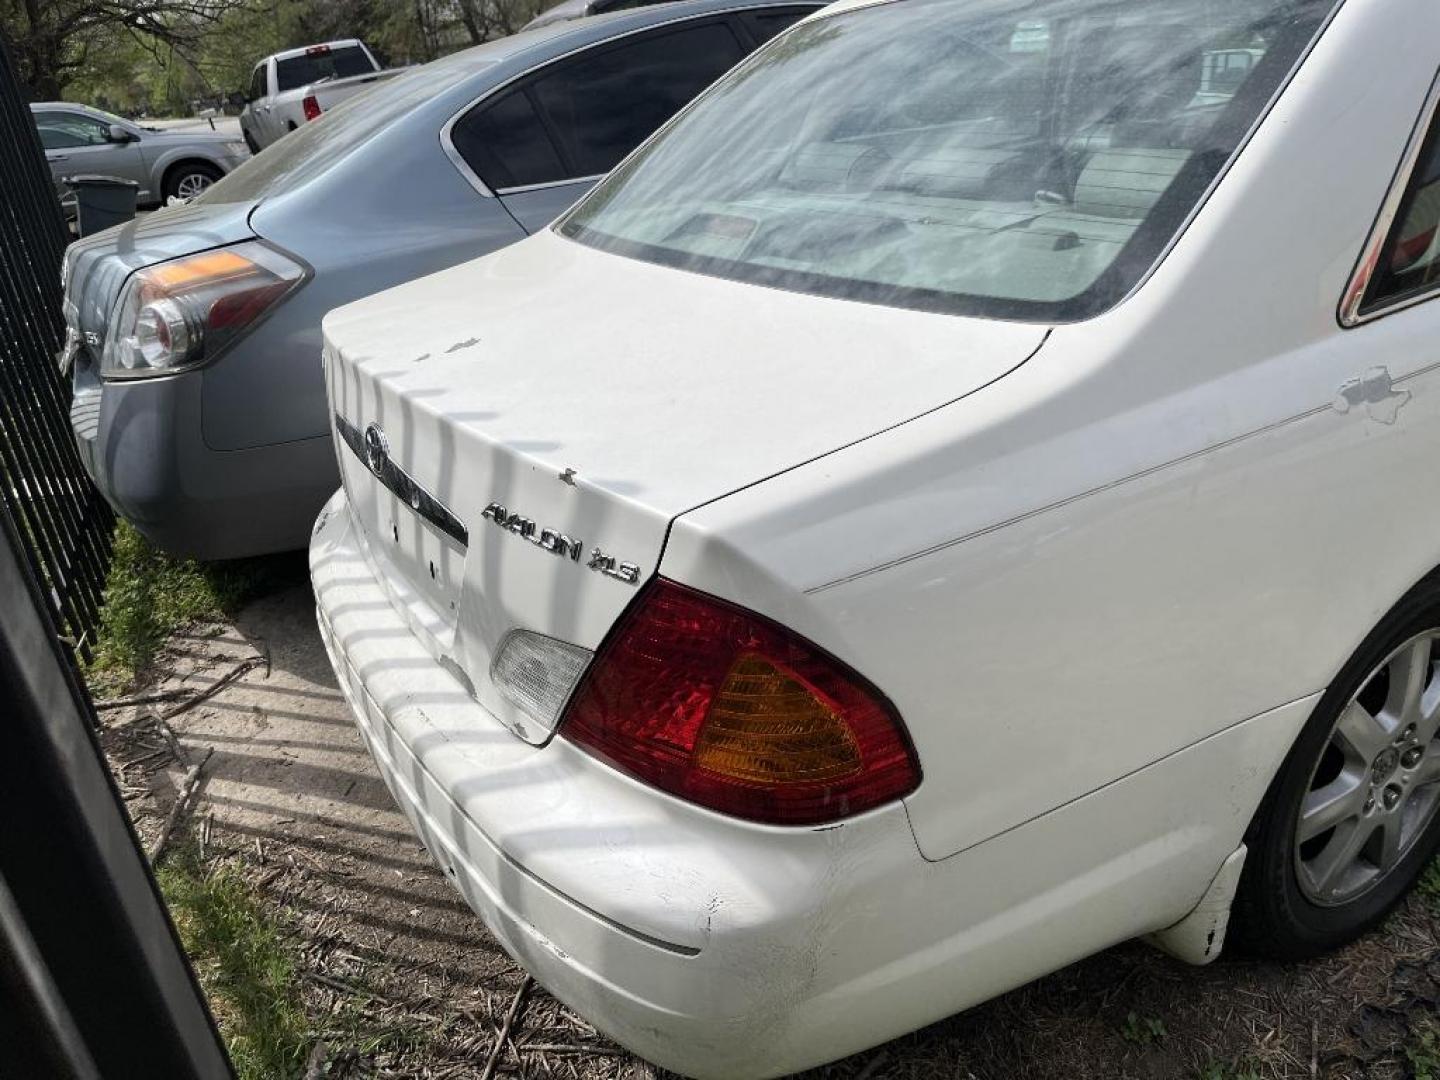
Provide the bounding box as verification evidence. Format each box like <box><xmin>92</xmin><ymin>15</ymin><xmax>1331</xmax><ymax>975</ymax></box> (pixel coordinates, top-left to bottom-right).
<box><xmin>32</xmin><ymin>103</ymin><xmax>250</xmax><ymax>210</ymax></box>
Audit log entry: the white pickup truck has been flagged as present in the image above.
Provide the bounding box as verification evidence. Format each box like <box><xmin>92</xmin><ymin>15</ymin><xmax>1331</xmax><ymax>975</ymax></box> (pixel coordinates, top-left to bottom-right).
<box><xmin>239</xmin><ymin>40</ymin><xmax>401</xmax><ymax>151</ymax></box>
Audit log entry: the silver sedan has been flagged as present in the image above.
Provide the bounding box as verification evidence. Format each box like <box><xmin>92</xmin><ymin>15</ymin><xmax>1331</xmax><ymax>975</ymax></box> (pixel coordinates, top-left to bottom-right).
<box><xmin>59</xmin><ymin>0</ymin><xmax>821</xmax><ymax>560</ymax></box>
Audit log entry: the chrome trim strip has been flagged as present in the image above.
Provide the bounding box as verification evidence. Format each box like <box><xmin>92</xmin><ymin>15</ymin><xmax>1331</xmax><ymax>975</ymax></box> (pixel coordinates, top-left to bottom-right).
<box><xmin>1339</xmin><ymin>67</ymin><xmax>1440</xmax><ymax>328</ymax></box>
<box><xmin>335</xmin><ymin>413</ymin><xmax>469</xmax><ymax>548</ymax></box>
<box><xmin>439</xmin><ymin>107</ymin><xmax>496</xmax><ymax>198</ymax></box>
<box><xmin>495</xmin><ymin>174</ymin><xmax>603</xmax><ymax>196</ymax></box>
<box><xmin>437</xmin><ymin>2</ymin><xmax>819</xmax><ymax>200</ymax></box>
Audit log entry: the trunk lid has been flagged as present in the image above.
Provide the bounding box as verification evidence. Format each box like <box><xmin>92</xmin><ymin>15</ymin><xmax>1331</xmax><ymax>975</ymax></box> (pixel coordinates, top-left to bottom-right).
<box><xmin>322</xmin><ymin>228</ymin><xmax>1047</xmax><ymax>742</ymax></box>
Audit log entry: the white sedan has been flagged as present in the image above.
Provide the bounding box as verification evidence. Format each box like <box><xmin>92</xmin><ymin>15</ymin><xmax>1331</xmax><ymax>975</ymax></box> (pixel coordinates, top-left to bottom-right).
<box><xmin>311</xmin><ymin>0</ymin><xmax>1440</xmax><ymax>1074</ymax></box>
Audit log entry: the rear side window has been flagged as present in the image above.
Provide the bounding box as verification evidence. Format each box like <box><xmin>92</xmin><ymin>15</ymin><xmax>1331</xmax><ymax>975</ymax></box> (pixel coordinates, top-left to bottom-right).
<box><xmin>33</xmin><ymin>111</ymin><xmax>108</xmax><ymax>148</ymax></box>
<box><xmin>531</xmin><ymin>22</ymin><xmax>744</xmax><ymax>178</ymax></box>
<box><xmin>276</xmin><ymin>45</ymin><xmax>375</xmax><ymax>93</ymax></box>
<box><xmin>1357</xmin><ymin>109</ymin><xmax>1440</xmax><ymax>317</ymax></box>
<box><xmin>451</xmin><ymin>19</ymin><xmax>746</xmax><ymax>191</ymax></box>
<box><xmin>450</xmin><ymin>89</ymin><xmax>568</xmax><ymax>189</ymax></box>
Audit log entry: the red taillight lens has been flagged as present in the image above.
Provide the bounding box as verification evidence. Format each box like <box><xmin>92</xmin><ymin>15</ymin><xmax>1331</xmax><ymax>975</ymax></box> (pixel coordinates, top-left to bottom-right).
<box><xmin>302</xmin><ymin>95</ymin><xmax>322</xmax><ymax>121</ymax></box>
<box><xmin>560</xmin><ymin>579</ymin><xmax>919</xmax><ymax>825</ymax></box>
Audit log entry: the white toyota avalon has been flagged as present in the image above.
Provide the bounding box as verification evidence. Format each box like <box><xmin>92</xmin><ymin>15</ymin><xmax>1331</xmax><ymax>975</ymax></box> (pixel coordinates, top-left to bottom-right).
<box><xmin>311</xmin><ymin>0</ymin><xmax>1440</xmax><ymax>1074</ymax></box>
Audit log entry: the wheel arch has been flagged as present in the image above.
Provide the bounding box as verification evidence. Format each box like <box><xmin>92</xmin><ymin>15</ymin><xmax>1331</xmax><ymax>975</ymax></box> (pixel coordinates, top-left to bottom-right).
<box><xmin>158</xmin><ymin>156</ymin><xmax>225</xmax><ymax>199</ymax></box>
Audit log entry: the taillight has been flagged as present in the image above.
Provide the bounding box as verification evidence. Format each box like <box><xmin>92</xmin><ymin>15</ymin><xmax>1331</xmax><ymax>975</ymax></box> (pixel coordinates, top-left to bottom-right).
<box><xmin>302</xmin><ymin>95</ymin><xmax>322</xmax><ymax>121</ymax></box>
<box><xmin>100</xmin><ymin>242</ymin><xmax>307</xmax><ymax>379</ymax></box>
<box><xmin>560</xmin><ymin>579</ymin><xmax>919</xmax><ymax>825</ymax></box>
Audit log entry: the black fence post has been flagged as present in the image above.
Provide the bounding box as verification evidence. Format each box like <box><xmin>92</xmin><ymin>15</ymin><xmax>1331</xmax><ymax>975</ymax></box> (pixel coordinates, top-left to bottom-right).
<box><xmin>0</xmin><ymin>33</ymin><xmax>114</xmax><ymax>665</ymax></box>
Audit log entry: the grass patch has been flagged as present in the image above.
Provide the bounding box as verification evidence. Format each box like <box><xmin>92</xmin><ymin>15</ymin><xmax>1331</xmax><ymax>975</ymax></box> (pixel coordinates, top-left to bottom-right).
<box><xmin>156</xmin><ymin>846</ymin><xmax>310</xmax><ymax>1080</ymax></box>
<box><xmin>1120</xmin><ymin>1011</ymin><xmax>1167</xmax><ymax>1046</ymax></box>
<box><xmin>1420</xmin><ymin>858</ymin><xmax>1440</xmax><ymax>912</ymax></box>
<box><xmin>86</xmin><ymin>521</ymin><xmax>286</xmax><ymax>692</ymax></box>
<box><xmin>1408</xmin><ymin>1022</ymin><xmax>1440</xmax><ymax>1080</ymax></box>
<box><xmin>1196</xmin><ymin>1062</ymin><xmax>1263</xmax><ymax>1080</ymax></box>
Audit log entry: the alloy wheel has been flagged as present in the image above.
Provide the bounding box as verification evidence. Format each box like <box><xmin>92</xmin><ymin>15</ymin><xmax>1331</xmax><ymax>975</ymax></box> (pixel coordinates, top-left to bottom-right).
<box><xmin>174</xmin><ymin>172</ymin><xmax>214</xmax><ymax>200</ymax></box>
<box><xmin>1295</xmin><ymin>630</ymin><xmax>1440</xmax><ymax>905</ymax></box>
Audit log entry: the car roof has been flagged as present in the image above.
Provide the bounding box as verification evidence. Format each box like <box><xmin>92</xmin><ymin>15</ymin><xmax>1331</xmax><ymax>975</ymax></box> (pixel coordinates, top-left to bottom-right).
<box><xmin>30</xmin><ymin>101</ymin><xmax>100</xmax><ymax>113</ymax></box>
<box><xmin>28</xmin><ymin>102</ymin><xmax>130</xmax><ymax>126</ymax></box>
<box><xmin>434</xmin><ymin>0</ymin><xmax>823</xmax><ymax>70</ymax></box>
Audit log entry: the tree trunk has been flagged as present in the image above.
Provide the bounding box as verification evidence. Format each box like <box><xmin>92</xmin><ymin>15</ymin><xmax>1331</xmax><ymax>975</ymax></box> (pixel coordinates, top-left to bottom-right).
<box><xmin>455</xmin><ymin>0</ymin><xmax>485</xmax><ymax>44</ymax></box>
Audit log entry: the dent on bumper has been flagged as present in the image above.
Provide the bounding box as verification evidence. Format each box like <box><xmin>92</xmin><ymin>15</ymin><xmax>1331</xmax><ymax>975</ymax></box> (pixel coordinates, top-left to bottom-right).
<box><xmin>310</xmin><ymin>489</ymin><xmax>1316</xmax><ymax>1079</ymax></box>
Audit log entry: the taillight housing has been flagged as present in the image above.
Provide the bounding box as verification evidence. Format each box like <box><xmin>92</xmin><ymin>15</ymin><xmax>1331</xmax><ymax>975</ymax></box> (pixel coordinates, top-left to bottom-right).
<box><xmin>560</xmin><ymin>579</ymin><xmax>919</xmax><ymax>825</ymax></box>
<box><xmin>302</xmin><ymin>94</ymin><xmax>322</xmax><ymax>121</ymax></box>
<box><xmin>100</xmin><ymin>242</ymin><xmax>307</xmax><ymax>379</ymax></box>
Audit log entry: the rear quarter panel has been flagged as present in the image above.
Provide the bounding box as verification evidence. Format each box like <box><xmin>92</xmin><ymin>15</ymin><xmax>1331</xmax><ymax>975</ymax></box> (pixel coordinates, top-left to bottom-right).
<box><xmin>664</xmin><ymin>0</ymin><xmax>1440</xmax><ymax>861</ymax></box>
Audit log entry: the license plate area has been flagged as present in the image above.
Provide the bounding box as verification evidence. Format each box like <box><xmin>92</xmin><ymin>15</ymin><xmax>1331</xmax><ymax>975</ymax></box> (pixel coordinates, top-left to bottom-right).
<box><xmin>335</xmin><ymin>413</ymin><xmax>465</xmax><ymax>644</ymax></box>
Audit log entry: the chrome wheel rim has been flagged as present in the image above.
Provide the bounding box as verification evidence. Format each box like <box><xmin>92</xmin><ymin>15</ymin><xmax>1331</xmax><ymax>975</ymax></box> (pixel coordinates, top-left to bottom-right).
<box><xmin>1296</xmin><ymin>630</ymin><xmax>1440</xmax><ymax>906</ymax></box>
<box><xmin>175</xmin><ymin>172</ymin><xmax>213</xmax><ymax>200</ymax></box>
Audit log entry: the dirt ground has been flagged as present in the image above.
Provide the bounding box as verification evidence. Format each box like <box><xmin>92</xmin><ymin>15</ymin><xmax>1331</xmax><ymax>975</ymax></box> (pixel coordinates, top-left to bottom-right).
<box><xmin>102</xmin><ymin>558</ymin><xmax>1440</xmax><ymax>1080</ymax></box>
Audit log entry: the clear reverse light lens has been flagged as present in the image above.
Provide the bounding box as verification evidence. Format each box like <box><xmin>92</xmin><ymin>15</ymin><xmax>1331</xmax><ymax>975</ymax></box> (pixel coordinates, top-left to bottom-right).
<box><xmin>100</xmin><ymin>242</ymin><xmax>306</xmax><ymax>379</ymax></box>
<box><xmin>491</xmin><ymin>630</ymin><xmax>592</xmax><ymax>735</ymax></box>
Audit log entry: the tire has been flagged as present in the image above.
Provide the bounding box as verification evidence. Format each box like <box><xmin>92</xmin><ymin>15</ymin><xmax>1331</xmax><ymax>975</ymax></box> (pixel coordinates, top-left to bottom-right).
<box><xmin>243</xmin><ymin>128</ymin><xmax>261</xmax><ymax>155</ymax></box>
<box><xmin>161</xmin><ymin>161</ymin><xmax>223</xmax><ymax>202</ymax></box>
<box><xmin>1232</xmin><ymin>572</ymin><xmax>1440</xmax><ymax>960</ymax></box>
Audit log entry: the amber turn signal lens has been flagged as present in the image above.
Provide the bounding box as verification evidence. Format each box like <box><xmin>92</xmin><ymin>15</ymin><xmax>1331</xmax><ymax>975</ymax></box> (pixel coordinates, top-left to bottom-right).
<box><xmin>693</xmin><ymin>655</ymin><xmax>862</xmax><ymax>784</ymax></box>
<box><xmin>560</xmin><ymin>579</ymin><xmax>919</xmax><ymax>825</ymax></box>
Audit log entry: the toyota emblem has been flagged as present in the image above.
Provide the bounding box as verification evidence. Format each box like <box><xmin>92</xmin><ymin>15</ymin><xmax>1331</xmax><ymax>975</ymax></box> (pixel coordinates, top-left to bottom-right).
<box><xmin>363</xmin><ymin>423</ymin><xmax>389</xmax><ymax>478</ymax></box>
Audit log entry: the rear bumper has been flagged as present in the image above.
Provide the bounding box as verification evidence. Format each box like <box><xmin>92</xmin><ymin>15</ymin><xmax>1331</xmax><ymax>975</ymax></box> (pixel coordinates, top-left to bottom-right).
<box><xmin>311</xmin><ymin>487</ymin><xmax>1312</xmax><ymax>1078</ymax></box>
<box><xmin>311</xmin><ymin>488</ymin><xmax>928</xmax><ymax>1077</ymax></box>
<box><xmin>70</xmin><ymin>365</ymin><xmax>336</xmax><ymax>559</ymax></box>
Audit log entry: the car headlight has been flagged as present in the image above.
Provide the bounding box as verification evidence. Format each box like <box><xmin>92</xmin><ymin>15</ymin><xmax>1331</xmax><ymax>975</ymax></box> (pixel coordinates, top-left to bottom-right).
<box><xmin>100</xmin><ymin>242</ymin><xmax>306</xmax><ymax>380</ymax></box>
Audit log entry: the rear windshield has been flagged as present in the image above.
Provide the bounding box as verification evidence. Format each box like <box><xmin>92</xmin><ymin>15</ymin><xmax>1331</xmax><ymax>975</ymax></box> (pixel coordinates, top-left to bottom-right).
<box><xmin>200</xmin><ymin>59</ymin><xmax>485</xmax><ymax>205</ymax></box>
<box><xmin>561</xmin><ymin>0</ymin><xmax>1341</xmax><ymax>321</ymax></box>
<box><xmin>276</xmin><ymin>45</ymin><xmax>376</xmax><ymax>93</ymax></box>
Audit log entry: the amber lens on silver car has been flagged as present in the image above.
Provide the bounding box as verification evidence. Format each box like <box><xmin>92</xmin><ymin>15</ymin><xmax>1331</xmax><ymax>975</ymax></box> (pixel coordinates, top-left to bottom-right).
<box><xmin>101</xmin><ymin>241</ymin><xmax>306</xmax><ymax>378</ymax></box>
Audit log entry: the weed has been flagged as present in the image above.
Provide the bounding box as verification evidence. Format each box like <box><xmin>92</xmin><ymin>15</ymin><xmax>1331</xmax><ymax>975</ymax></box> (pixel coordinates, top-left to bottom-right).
<box><xmin>1409</xmin><ymin>1022</ymin><xmax>1440</xmax><ymax>1080</ymax></box>
<box><xmin>156</xmin><ymin>846</ymin><xmax>310</xmax><ymax>1080</ymax></box>
<box><xmin>86</xmin><ymin>521</ymin><xmax>286</xmax><ymax>690</ymax></box>
<box><xmin>1420</xmin><ymin>858</ymin><xmax>1440</xmax><ymax>912</ymax></box>
<box><xmin>1121</xmin><ymin>1011</ymin><xmax>1167</xmax><ymax>1046</ymax></box>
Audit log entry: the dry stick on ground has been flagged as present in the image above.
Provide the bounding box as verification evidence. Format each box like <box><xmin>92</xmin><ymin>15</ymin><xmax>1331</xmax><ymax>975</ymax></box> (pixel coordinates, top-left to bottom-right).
<box><xmin>161</xmin><ymin>653</ymin><xmax>268</xmax><ymax>721</ymax></box>
<box><xmin>147</xmin><ymin>747</ymin><xmax>214</xmax><ymax>864</ymax></box>
<box><xmin>149</xmin><ymin>712</ymin><xmax>190</xmax><ymax>766</ymax></box>
<box><xmin>480</xmin><ymin>977</ymin><xmax>533</xmax><ymax>1080</ymax></box>
<box><xmin>103</xmin><ymin>654</ymin><xmax>268</xmax><ymax>732</ymax></box>
<box><xmin>94</xmin><ymin>688</ymin><xmax>192</xmax><ymax>711</ymax></box>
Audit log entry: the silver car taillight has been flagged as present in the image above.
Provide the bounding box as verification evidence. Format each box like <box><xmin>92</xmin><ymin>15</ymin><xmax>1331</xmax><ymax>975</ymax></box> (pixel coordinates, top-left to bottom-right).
<box><xmin>100</xmin><ymin>241</ymin><xmax>307</xmax><ymax>379</ymax></box>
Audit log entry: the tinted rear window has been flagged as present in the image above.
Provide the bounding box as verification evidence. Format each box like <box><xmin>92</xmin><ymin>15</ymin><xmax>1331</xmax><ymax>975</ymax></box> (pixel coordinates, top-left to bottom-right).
<box><xmin>276</xmin><ymin>45</ymin><xmax>376</xmax><ymax>93</ymax></box>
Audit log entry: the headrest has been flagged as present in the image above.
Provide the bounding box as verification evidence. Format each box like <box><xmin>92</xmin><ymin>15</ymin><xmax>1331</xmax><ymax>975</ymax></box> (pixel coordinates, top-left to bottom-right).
<box><xmin>1072</xmin><ymin>148</ymin><xmax>1190</xmax><ymax>219</ymax></box>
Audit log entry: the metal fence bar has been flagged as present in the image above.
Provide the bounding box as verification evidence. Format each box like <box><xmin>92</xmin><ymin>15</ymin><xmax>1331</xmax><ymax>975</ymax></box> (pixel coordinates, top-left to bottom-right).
<box><xmin>0</xmin><ymin>33</ymin><xmax>113</xmax><ymax>664</ymax></box>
